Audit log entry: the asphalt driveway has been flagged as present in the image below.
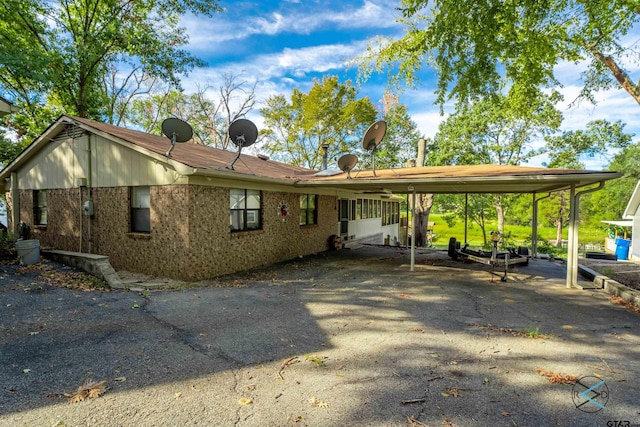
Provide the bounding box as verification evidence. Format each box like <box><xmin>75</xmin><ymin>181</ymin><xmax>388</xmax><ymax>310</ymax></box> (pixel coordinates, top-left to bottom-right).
<box><xmin>1</xmin><ymin>246</ymin><xmax>639</xmax><ymax>426</ymax></box>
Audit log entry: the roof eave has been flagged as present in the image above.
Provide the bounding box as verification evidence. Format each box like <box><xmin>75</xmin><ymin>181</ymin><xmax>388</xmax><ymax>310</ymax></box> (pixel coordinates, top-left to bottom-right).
<box><xmin>623</xmin><ymin>181</ymin><xmax>640</xmax><ymax>219</ymax></box>
<box><xmin>293</xmin><ymin>171</ymin><xmax>621</xmax><ymax>194</ymax></box>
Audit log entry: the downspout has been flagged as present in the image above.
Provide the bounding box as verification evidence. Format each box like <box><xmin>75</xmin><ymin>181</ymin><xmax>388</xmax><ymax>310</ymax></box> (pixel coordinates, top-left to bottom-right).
<box><xmin>532</xmin><ymin>192</ymin><xmax>551</xmax><ymax>258</ymax></box>
<box><xmin>566</xmin><ymin>181</ymin><xmax>605</xmax><ymax>288</ymax></box>
<box><xmin>87</xmin><ymin>135</ymin><xmax>93</xmax><ymax>254</ymax></box>
<box><xmin>10</xmin><ymin>172</ymin><xmax>19</xmax><ymax>236</ymax></box>
<box><xmin>79</xmin><ymin>186</ymin><xmax>83</xmax><ymax>252</ymax></box>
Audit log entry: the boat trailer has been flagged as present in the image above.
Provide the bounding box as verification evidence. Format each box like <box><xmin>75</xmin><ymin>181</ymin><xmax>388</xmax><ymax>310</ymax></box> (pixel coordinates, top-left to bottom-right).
<box><xmin>447</xmin><ymin>234</ymin><xmax>529</xmax><ymax>282</ymax></box>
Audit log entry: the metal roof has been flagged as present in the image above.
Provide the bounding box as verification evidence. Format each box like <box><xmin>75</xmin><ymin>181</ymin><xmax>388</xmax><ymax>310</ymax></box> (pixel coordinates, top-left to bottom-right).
<box><xmin>295</xmin><ymin>164</ymin><xmax>621</xmax><ymax>194</ymax></box>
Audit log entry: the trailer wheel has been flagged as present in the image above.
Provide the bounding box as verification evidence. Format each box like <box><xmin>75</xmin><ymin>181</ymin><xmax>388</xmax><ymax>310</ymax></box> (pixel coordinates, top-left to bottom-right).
<box><xmin>448</xmin><ymin>237</ymin><xmax>458</xmax><ymax>260</ymax></box>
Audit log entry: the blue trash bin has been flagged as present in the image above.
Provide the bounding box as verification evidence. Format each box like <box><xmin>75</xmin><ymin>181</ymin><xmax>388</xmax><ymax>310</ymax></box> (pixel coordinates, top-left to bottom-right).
<box><xmin>615</xmin><ymin>238</ymin><xmax>631</xmax><ymax>260</ymax></box>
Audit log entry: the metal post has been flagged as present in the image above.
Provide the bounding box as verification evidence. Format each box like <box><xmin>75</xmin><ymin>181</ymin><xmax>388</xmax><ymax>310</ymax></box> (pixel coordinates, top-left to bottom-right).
<box><xmin>410</xmin><ymin>186</ymin><xmax>416</xmax><ymax>271</ymax></box>
<box><xmin>566</xmin><ymin>185</ymin><xmax>576</xmax><ymax>289</ymax></box>
<box><xmin>10</xmin><ymin>172</ymin><xmax>19</xmax><ymax>236</ymax></box>
<box><xmin>464</xmin><ymin>193</ymin><xmax>468</xmax><ymax>245</ymax></box>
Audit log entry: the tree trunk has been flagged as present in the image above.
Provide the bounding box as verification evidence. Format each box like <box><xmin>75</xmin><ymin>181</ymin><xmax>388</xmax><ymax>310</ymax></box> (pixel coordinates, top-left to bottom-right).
<box><xmin>555</xmin><ymin>216</ymin><xmax>563</xmax><ymax>248</ymax></box>
<box><xmin>555</xmin><ymin>192</ymin><xmax>568</xmax><ymax>248</ymax></box>
<box><xmin>495</xmin><ymin>195</ymin><xmax>505</xmax><ymax>236</ymax></box>
<box><xmin>414</xmin><ymin>194</ymin><xmax>434</xmax><ymax>247</ymax></box>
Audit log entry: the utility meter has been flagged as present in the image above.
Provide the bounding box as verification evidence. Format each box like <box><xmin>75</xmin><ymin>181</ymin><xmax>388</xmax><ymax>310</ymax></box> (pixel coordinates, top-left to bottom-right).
<box><xmin>83</xmin><ymin>200</ymin><xmax>94</xmax><ymax>216</ymax></box>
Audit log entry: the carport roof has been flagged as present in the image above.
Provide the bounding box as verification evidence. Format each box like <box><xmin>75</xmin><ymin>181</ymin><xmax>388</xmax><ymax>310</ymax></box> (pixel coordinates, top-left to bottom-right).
<box><xmin>295</xmin><ymin>165</ymin><xmax>621</xmax><ymax>194</ymax></box>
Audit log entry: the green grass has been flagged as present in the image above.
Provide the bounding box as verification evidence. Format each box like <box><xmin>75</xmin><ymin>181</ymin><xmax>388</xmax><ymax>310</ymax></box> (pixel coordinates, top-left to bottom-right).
<box><xmin>419</xmin><ymin>213</ymin><xmax>606</xmax><ymax>252</ymax></box>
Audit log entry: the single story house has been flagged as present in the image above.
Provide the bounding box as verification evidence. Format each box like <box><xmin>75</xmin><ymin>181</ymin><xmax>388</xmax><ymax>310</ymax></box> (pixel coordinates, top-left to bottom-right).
<box><xmin>623</xmin><ymin>181</ymin><xmax>640</xmax><ymax>261</ymax></box>
<box><xmin>0</xmin><ymin>115</ymin><xmax>621</xmax><ymax>283</ymax></box>
<box><xmin>0</xmin><ymin>116</ymin><xmax>401</xmax><ymax>280</ymax></box>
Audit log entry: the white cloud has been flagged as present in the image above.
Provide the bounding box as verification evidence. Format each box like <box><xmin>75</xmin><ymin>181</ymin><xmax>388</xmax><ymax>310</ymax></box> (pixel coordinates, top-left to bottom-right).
<box><xmin>184</xmin><ymin>1</ymin><xmax>401</xmax><ymax>52</ymax></box>
<box><xmin>185</xmin><ymin>40</ymin><xmax>370</xmax><ymax>98</ymax></box>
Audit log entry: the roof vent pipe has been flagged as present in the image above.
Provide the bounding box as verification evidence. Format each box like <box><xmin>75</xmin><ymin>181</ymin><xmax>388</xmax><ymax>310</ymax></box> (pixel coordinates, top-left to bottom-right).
<box><xmin>321</xmin><ymin>144</ymin><xmax>329</xmax><ymax>170</ymax></box>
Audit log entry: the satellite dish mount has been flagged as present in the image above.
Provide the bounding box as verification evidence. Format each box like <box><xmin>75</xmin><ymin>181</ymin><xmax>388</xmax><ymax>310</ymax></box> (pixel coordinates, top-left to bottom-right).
<box><xmin>362</xmin><ymin>120</ymin><xmax>386</xmax><ymax>177</ymax></box>
<box><xmin>162</xmin><ymin>117</ymin><xmax>193</xmax><ymax>157</ymax></box>
<box><xmin>227</xmin><ymin>118</ymin><xmax>258</xmax><ymax>170</ymax></box>
<box><xmin>338</xmin><ymin>154</ymin><xmax>358</xmax><ymax>179</ymax></box>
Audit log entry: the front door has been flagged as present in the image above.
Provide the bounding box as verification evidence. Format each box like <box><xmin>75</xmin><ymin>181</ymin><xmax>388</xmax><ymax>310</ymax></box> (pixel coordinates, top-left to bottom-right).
<box><xmin>338</xmin><ymin>199</ymin><xmax>349</xmax><ymax>238</ymax></box>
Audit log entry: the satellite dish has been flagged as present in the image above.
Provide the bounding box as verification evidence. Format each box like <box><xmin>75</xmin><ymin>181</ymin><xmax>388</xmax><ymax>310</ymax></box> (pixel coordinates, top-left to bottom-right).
<box><xmin>361</xmin><ymin>120</ymin><xmax>386</xmax><ymax>176</ymax></box>
<box><xmin>338</xmin><ymin>154</ymin><xmax>358</xmax><ymax>179</ymax></box>
<box><xmin>227</xmin><ymin>118</ymin><xmax>258</xmax><ymax>170</ymax></box>
<box><xmin>162</xmin><ymin>117</ymin><xmax>193</xmax><ymax>157</ymax></box>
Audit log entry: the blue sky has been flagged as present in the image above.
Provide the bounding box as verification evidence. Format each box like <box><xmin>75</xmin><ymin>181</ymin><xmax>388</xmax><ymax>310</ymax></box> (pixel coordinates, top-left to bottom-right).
<box><xmin>184</xmin><ymin>1</ymin><xmax>638</xmax><ymax>169</ymax></box>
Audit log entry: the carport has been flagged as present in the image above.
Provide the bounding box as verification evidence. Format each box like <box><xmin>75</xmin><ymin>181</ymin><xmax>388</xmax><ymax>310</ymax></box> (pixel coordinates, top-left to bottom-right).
<box><xmin>297</xmin><ymin>164</ymin><xmax>621</xmax><ymax>288</ymax></box>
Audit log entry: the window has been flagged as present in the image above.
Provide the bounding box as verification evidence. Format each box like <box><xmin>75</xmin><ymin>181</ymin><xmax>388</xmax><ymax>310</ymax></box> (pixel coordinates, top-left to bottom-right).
<box><xmin>356</xmin><ymin>199</ymin><xmax>362</xmax><ymax>220</ymax></box>
<box><xmin>300</xmin><ymin>194</ymin><xmax>317</xmax><ymax>225</ymax></box>
<box><xmin>33</xmin><ymin>190</ymin><xmax>47</xmax><ymax>225</ymax></box>
<box><xmin>230</xmin><ymin>189</ymin><xmax>261</xmax><ymax>231</ymax></box>
<box><xmin>131</xmin><ymin>186</ymin><xmax>150</xmax><ymax>233</ymax></box>
<box><xmin>362</xmin><ymin>199</ymin><xmax>369</xmax><ymax>219</ymax></box>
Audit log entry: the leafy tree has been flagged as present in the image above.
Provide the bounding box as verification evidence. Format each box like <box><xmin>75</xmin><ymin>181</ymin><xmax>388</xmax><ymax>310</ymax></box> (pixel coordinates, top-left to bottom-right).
<box><xmin>427</xmin><ymin>94</ymin><xmax>561</xmax><ymax>235</ymax></box>
<box><xmin>542</xmin><ymin>119</ymin><xmax>634</xmax><ymax>245</ymax></box>
<box><xmin>438</xmin><ymin>193</ymin><xmax>496</xmax><ymax>246</ymax></box>
<box><xmin>360</xmin><ymin>0</ymin><xmax>640</xmax><ymax>109</ymax></box>
<box><xmin>360</xmin><ymin>93</ymin><xmax>421</xmax><ymax>169</ymax></box>
<box><xmin>0</xmin><ymin>131</ymin><xmax>25</xmax><ymax>168</ymax></box>
<box><xmin>544</xmin><ymin>120</ymin><xmax>633</xmax><ymax>169</ymax></box>
<box><xmin>583</xmin><ymin>142</ymin><xmax>640</xmax><ymax>223</ymax></box>
<box><xmin>260</xmin><ymin>76</ymin><xmax>377</xmax><ymax>169</ymax></box>
<box><xmin>124</xmin><ymin>74</ymin><xmax>257</xmax><ymax>149</ymax></box>
<box><xmin>0</xmin><ymin>0</ymin><xmax>222</xmax><ymax>136</ymax></box>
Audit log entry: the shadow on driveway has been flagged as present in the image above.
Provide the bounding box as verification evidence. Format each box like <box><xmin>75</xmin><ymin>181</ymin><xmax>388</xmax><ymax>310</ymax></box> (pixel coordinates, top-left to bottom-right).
<box><xmin>1</xmin><ymin>246</ymin><xmax>639</xmax><ymax>426</ymax></box>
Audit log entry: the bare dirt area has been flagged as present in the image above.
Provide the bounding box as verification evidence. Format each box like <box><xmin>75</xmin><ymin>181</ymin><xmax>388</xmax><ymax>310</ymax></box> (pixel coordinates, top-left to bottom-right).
<box><xmin>578</xmin><ymin>258</ymin><xmax>640</xmax><ymax>290</ymax></box>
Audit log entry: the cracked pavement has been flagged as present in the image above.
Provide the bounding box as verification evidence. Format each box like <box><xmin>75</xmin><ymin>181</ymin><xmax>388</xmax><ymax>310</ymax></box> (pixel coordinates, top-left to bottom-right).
<box><xmin>1</xmin><ymin>246</ymin><xmax>639</xmax><ymax>426</ymax></box>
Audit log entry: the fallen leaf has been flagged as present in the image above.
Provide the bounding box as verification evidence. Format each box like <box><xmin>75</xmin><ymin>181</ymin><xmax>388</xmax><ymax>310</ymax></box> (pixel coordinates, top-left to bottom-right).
<box><xmin>535</xmin><ymin>367</ymin><xmax>577</xmax><ymax>384</ymax></box>
<box><xmin>63</xmin><ymin>380</ymin><xmax>107</xmax><ymax>403</ymax></box>
<box><xmin>23</xmin><ymin>368</ymin><xmax>31</xmax><ymax>373</ymax></box>
<box><xmin>238</xmin><ymin>397</ymin><xmax>253</xmax><ymax>405</ymax></box>
<box><xmin>308</xmin><ymin>396</ymin><xmax>328</xmax><ymax>408</ymax></box>
<box><xmin>502</xmin><ymin>412</ymin><xmax>510</xmax><ymax>417</ymax></box>
<box><xmin>175</xmin><ymin>392</ymin><xmax>182</xmax><ymax>398</ymax></box>
<box><xmin>444</xmin><ymin>388</ymin><xmax>461</xmax><ymax>397</ymax></box>
<box><xmin>113</xmin><ymin>377</ymin><xmax>126</xmax><ymax>382</ymax></box>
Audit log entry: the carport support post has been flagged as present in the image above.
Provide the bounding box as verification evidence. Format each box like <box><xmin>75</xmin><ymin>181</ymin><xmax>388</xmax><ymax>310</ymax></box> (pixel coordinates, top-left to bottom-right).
<box><xmin>464</xmin><ymin>193</ymin><xmax>468</xmax><ymax>244</ymax></box>
<box><xmin>567</xmin><ymin>182</ymin><xmax>605</xmax><ymax>288</ymax></box>
<box><xmin>410</xmin><ymin>186</ymin><xmax>416</xmax><ymax>271</ymax></box>
<box><xmin>10</xmin><ymin>172</ymin><xmax>19</xmax><ymax>235</ymax></box>
<box><xmin>566</xmin><ymin>185</ymin><xmax>576</xmax><ymax>289</ymax></box>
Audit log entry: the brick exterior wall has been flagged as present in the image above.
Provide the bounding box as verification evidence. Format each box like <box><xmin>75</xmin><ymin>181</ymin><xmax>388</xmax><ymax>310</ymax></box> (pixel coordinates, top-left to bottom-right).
<box><xmin>8</xmin><ymin>185</ymin><xmax>337</xmax><ymax>281</ymax></box>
